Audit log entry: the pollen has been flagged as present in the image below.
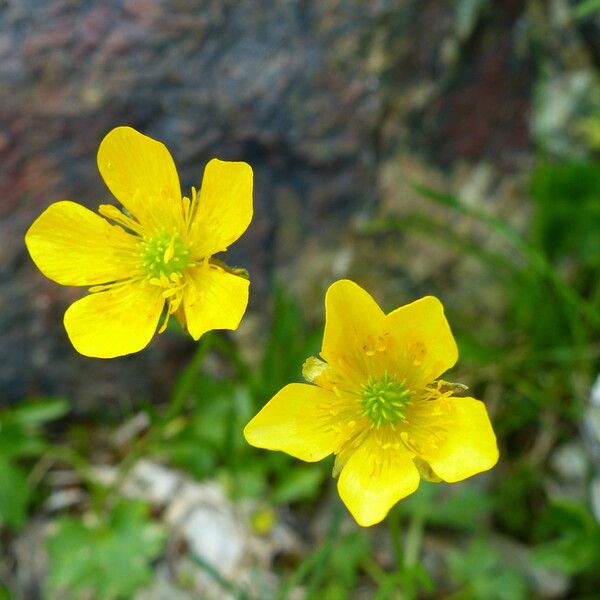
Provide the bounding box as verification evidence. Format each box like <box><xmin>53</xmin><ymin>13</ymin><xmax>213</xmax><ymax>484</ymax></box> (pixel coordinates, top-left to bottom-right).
<box><xmin>140</xmin><ymin>231</ymin><xmax>191</xmax><ymax>280</ymax></box>
<box><xmin>360</xmin><ymin>373</ymin><xmax>413</xmax><ymax>428</ymax></box>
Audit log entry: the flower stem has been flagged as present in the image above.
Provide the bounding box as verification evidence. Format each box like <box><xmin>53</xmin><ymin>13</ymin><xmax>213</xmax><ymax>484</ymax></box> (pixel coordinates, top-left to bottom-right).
<box><xmin>403</xmin><ymin>512</ymin><xmax>424</xmax><ymax>568</ymax></box>
<box><xmin>166</xmin><ymin>335</ymin><xmax>211</xmax><ymax>422</ymax></box>
<box><xmin>99</xmin><ymin>336</ymin><xmax>211</xmax><ymax>510</ymax></box>
<box><xmin>387</xmin><ymin>509</ymin><xmax>425</xmax><ymax>600</ymax></box>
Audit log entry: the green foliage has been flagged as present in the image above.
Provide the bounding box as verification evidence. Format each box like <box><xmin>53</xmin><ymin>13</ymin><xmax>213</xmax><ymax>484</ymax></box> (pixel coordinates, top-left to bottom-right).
<box><xmin>257</xmin><ymin>284</ymin><xmax>322</xmax><ymax>398</ymax></box>
<box><xmin>5</xmin><ymin>156</ymin><xmax>600</xmax><ymax>597</ymax></box>
<box><xmin>573</xmin><ymin>0</ymin><xmax>600</xmax><ymax>18</ymax></box>
<box><xmin>531</xmin><ymin>162</ymin><xmax>600</xmax><ymax>268</ymax></box>
<box><xmin>0</xmin><ymin>398</ymin><xmax>68</xmax><ymax>528</ymax></box>
<box><xmin>155</xmin><ymin>286</ymin><xmax>327</xmax><ymax>504</ymax></box>
<box><xmin>0</xmin><ymin>456</ymin><xmax>30</xmax><ymax>530</ymax></box>
<box><xmin>0</xmin><ymin>397</ymin><xmax>68</xmax><ymax>458</ymax></box>
<box><xmin>448</xmin><ymin>539</ymin><xmax>528</xmax><ymax>600</ymax></box>
<box><xmin>311</xmin><ymin>532</ymin><xmax>371</xmax><ymax>600</ymax></box>
<box><xmin>495</xmin><ymin>461</ymin><xmax>544</xmax><ymax>541</ymax></box>
<box><xmin>358</xmin><ymin>159</ymin><xmax>600</xmax><ymax>595</ymax></box>
<box><xmin>0</xmin><ymin>587</ymin><xmax>13</xmax><ymax>600</ymax></box>
<box><xmin>533</xmin><ymin>501</ymin><xmax>600</xmax><ymax>576</ymax></box>
<box><xmin>159</xmin><ymin>378</ymin><xmax>254</xmax><ymax>480</ymax></box>
<box><xmin>270</xmin><ymin>465</ymin><xmax>326</xmax><ymax>504</ymax></box>
<box><xmin>46</xmin><ymin>500</ymin><xmax>165</xmax><ymax>600</ymax></box>
<box><xmin>455</xmin><ymin>0</ymin><xmax>490</xmax><ymax>40</ymax></box>
<box><xmin>396</xmin><ymin>481</ymin><xmax>495</xmax><ymax>531</ymax></box>
<box><xmin>275</xmin><ymin>509</ymin><xmax>373</xmax><ymax>600</ymax></box>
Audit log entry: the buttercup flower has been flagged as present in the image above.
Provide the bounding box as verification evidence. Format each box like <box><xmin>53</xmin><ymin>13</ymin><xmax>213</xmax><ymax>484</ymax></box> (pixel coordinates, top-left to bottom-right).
<box><xmin>244</xmin><ymin>280</ymin><xmax>498</xmax><ymax>526</ymax></box>
<box><xmin>25</xmin><ymin>126</ymin><xmax>253</xmax><ymax>358</ymax></box>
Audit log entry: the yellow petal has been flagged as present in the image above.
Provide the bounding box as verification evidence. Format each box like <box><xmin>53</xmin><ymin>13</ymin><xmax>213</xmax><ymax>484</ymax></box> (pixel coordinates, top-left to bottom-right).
<box><xmin>25</xmin><ymin>201</ymin><xmax>138</xmax><ymax>286</ymax></box>
<box><xmin>182</xmin><ymin>264</ymin><xmax>249</xmax><ymax>340</ymax></box>
<box><xmin>426</xmin><ymin>397</ymin><xmax>498</xmax><ymax>483</ymax></box>
<box><xmin>321</xmin><ymin>280</ymin><xmax>385</xmax><ymax>383</ymax></box>
<box><xmin>244</xmin><ymin>383</ymin><xmax>346</xmax><ymax>462</ymax></box>
<box><xmin>338</xmin><ymin>433</ymin><xmax>420</xmax><ymax>527</ymax></box>
<box><xmin>64</xmin><ymin>282</ymin><xmax>164</xmax><ymax>358</ymax></box>
<box><xmin>384</xmin><ymin>296</ymin><xmax>458</xmax><ymax>384</ymax></box>
<box><xmin>189</xmin><ymin>159</ymin><xmax>253</xmax><ymax>257</ymax></box>
<box><xmin>97</xmin><ymin>126</ymin><xmax>183</xmax><ymax>231</ymax></box>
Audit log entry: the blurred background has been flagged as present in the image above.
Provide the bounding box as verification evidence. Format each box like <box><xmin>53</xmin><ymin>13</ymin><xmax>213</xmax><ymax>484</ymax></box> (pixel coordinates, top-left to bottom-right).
<box><xmin>3</xmin><ymin>0</ymin><xmax>600</xmax><ymax>598</ymax></box>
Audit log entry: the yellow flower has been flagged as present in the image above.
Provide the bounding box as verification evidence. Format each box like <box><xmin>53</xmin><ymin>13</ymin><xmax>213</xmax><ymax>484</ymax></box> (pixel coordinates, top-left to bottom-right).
<box><xmin>244</xmin><ymin>280</ymin><xmax>498</xmax><ymax>527</ymax></box>
<box><xmin>25</xmin><ymin>126</ymin><xmax>253</xmax><ymax>358</ymax></box>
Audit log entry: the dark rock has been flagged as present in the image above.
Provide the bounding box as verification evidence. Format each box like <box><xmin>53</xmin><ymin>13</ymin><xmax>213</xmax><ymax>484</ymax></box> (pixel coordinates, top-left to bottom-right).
<box><xmin>0</xmin><ymin>0</ymin><xmax>547</xmax><ymax>410</ymax></box>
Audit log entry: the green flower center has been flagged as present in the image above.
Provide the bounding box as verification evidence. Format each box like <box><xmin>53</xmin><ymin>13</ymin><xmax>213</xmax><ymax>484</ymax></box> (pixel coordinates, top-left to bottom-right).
<box><xmin>140</xmin><ymin>232</ymin><xmax>191</xmax><ymax>280</ymax></box>
<box><xmin>360</xmin><ymin>374</ymin><xmax>413</xmax><ymax>428</ymax></box>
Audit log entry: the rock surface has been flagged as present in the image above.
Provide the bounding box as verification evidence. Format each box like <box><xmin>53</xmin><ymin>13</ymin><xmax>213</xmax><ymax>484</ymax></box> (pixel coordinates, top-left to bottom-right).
<box><xmin>1</xmin><ymin>0</ymin><xmax>597</xmax><ymax>409</ymax></box>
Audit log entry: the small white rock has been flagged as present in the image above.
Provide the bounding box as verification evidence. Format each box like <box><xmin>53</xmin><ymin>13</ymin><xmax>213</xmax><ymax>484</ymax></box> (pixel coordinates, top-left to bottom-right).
<box><xmin>122</xmin><ymin>460</ymin><xmax>182</xmax><ymax>507</ymax></box>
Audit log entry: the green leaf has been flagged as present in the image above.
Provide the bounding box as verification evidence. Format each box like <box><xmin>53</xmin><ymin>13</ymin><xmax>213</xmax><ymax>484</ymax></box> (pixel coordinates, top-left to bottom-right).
<box><xmin>10</xmin><ymin>398</ymin><xmax>69</xmax><ymax>426</ymax></box>
<box><xmin>327</xmin><ymin>531</ymin><xmax>370</xmax><ymax>585</ymax></box>
<box><xmin>260</xmin><ymin>285</ymin><xmax>320</xmax><ymax>398</ymax></box>
<box><xmin>0</xmin><ymin>587</ymin><xmax>14</xmax><ymax>600</ymax></box>
<box><xmin>573</xmin><ymin>0</ymin><xmax>600</xmax><ymax>18</ymax></box>
<box><xmin>427</xmin><ymin>486</ymin><xmax>495</xmax><ymax>530</ymax></box>
<box><xmin>395</xmin><ymin>481</ymin><xmax>494</xmax><ymax>530</ymax></box>
<box><xmin>531</xmin><ymin>162</ymin><xmax>600</xmax><ymax>265</ymax></box>
<box><xmin>0</xmin><ymin>456</ymin><xmax>30</xmax><ymax>529</ymax></box>
<box><xmin>161</xmin><ymin>438</ymin><xmax>217</xmax><ymax>480</ymax></box>
<box><xmin>271</xmin><ymin>465</ymin><xmax>326</xmax><ymax>504</ymax></box>
<box><xmin>456</xmin><ymin>0</ymin><xmax>489</xmax><ymax>39</ymax></box>
<box><xmin>230</xmin><ymin>463</ymin><xmax>268</xmax><ymax>498</ymax></box>
<box><xmin>46</xmin><ymin>500</ymin><xmax>165</xmax><ymax>599</ymax></box>
<box><xmin>448</xmin><ymin>539</ymin><xmax>529</xmax><ymax>600</ymax></box>
<box><xmin>532</xmin><ymin>501</ymin><xmax>600</xmax><ymax>576</ymax></box>
<box><xmin>0</xmin><ymin>399</ymin><xmax>68</xmax><ymax>460</ymax></box>
<box><xmin>362</xmin><ymin>214</ymin><xmax>515</xmax><ymax>273</ymax></box>
<box><xmin>0</xmin><ymin>422</ymin><xmax>47</xmax><ymax>459</ymax></box>
<box><xmin>533</xmin><ymin>536</ymin><xmax>600</xmax><ymax>575</ymax></box>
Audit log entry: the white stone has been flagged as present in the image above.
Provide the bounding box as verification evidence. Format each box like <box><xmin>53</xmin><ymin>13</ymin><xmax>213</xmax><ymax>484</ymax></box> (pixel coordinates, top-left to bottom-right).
<box><xmin>550</xmin><ymin>443</ymin><xmax>588</xmax><ymax>481</ymax></box>
<box><xmin>122</xmin><ymin>460</ymin><xmax>182</xmax><ymax>507</ymax></box>
<box><xmin>183</xmin><ymin>505</ymin><xmax>245</xmax><ymax>576</ymax></box>
<box><xmin>590</xmin><ymin>374</ymin><xmax>600</xmax><ymax>408</ymax></box>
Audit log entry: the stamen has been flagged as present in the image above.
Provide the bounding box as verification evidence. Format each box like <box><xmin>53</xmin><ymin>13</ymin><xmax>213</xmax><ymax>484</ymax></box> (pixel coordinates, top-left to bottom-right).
<box><xmin>164</xmin><ymin>238</ymin><xmax>175</xmax><ymax>263</ymax></box>
<box><xmin>99</xmin><ymin>204</ymin><xmax>144</xmax><ymax>236</ymax></box>
<box><xmin>302</xmin><ymin>357</ymin><xmax>330</xmax><ymax>384</ymax></box>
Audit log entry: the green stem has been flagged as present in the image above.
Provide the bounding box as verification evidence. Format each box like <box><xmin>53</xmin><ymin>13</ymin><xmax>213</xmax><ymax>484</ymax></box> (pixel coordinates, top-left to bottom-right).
<box><xmin>27</xmin><ymin>445</ymin><xmax>97</xmax><ymax>491</ymax></box>
<box><xmin>166</xmin><ymin>335</ymin><xmax>211</xmax><ymax>422</ymax></box>
<box><xmin>210</xmin><ymin>334</ymin><xmax>255</xmax><ymax>385</ymax></box>
<box><xmin>275</xmin><ymin>504</ymin><xmax>343</xmax><ymax>600</ymax></box>
<box><xmin>100</xmin><ymin>337</ymin><xmax>211</xmax><ymax>510</ymax></box>
<box><xmin>387</xmin><ymin>510</ymin><xmax>425</xmax><ymax>600</ymax></box>
<box><xmin>388</xmin><ymin>508</ymin><xmax>404</xmax><ymax>570</ymax></box>
<box><xmin>403</xmin><ymin>513</ymin><xmax>424</xmax><ymax>569</ymax></box>
<box><xmin>189</xmin><ymin>553</ymin><xmax>251</xmax><ymax>600</ymax></box>
<box><xmin>410</xmin><ymin>179</ymin><xmax>600</xmax><ymax>333</ymax></box>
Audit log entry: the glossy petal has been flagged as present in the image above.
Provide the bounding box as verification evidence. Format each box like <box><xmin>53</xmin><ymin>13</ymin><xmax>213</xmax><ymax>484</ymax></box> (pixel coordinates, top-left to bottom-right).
<box><xmin>189</xmin><ymin>159</ymin><xmax>253</xmax><ymax>258</ymax></box>
<box><xmin>321</xmin><ymin>280</ymin><xmax>385</xmax><ymax>383</ymax></box>
<box><xmin>384</xmin><ymin>296</ymin><xmax>458</xmax><ymax>385</ymax></box>
<box><xmin>97</xmin><ymin>126</ymin><xmax>182</xmax><ymax>231</ymax></box>
<box><xmin>244</xmin><ymin>383</ymin><xmax>346</xmax><ymax>462</ymax></box>
<box><xmin>182</xmin><ymin>264</ymin><xmax>249</xmax><ymax>340</ymax></box>
<box><xmin>338</xmin><ymin>433</ymin><xmax>420</xmax><ymax>527</ymax></box>
<box><xmin>25</xmin><ymin>201</ymin><xmax>138</xmax><ymax>286</ymax></box>
<box><xmin>426</xmin><ymin>397</ymin><xmax>498</xmax><ymax>483</ymax></box>
<box><xmin>64</xmin><ymin>282</ymin><xmax>164</xmax><ymax>358</ymax></box>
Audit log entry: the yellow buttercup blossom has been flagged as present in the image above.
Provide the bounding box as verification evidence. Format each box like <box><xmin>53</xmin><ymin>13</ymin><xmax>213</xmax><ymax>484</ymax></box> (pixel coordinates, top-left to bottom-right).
<box><xmin>244</xmin><ymin>280</ymin><xmax>498</xmax><ymax>527</ymax></box>
<box><xmin>25</xmin><ymin>126</ymin><xmax>253</xmax><ymax>358</ymax></box>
